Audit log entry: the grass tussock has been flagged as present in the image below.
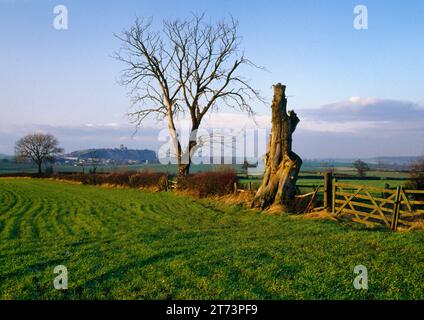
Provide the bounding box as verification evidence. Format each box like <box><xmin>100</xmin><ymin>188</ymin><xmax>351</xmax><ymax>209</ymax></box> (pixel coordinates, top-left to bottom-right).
<box><xmin>301</xmin><ymin>210</ymin><xmax>339</xmax><ymax>221</ymax></box>
<box><xmin>398</xmin><ymin>220</ymin><xmax>424</xmax><ymax>232</ymax></box>
<box><xmin>216</xmin><ymin>190</ymin><xmax>256</xmax><ymax>207</ymax></box>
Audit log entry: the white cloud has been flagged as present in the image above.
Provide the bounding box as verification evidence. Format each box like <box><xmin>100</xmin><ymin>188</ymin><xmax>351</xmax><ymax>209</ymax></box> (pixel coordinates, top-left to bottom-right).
<box><xmin>1</xmin><ymin>97</ymin><xmax>423</xmax><ymax>157</ymax></box>
<box><xmin>201</xmin><ymin>112</ymin><xmax>271</xmax><ymax>129</ymax></box>
<box><xmin>297</xmin><ymin>97</ymin><xmax>424</xmax><ymax>134</ymax></box>
<box><xmin>349</xmin><ymin>96</ymin><xmax>361</xmax><ymax>103</ymax></box>
<box><xmin>299</xmin><ymin>120</ymin><xmax>389</xmax><ymax>133</ymax></box>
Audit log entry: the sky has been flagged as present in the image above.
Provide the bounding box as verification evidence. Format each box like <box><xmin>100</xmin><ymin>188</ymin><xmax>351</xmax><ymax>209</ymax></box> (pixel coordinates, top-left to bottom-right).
<box><xmin>0</xmin><ymin>0</ymin><xmax>423</xmax><ymax>158</ymax></box>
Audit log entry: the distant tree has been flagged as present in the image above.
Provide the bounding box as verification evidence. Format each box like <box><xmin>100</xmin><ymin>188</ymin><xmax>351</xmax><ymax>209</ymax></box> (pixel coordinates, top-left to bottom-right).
<box><xmin>406</xmin><ymin>159</ymin><xmax>424</xmax><ymax>190</ymax></box>
<box><xmin>88</xmin><ymin>149</ymin><xmax>99</xmax><ymax>174</ymax></box>
<box><xmin>115</xmin><ymin>14</ymin><xmax>263</xmax><ymax>177</ymax></box>
<box><xmin>15</xmin><ymin>133</ymin><xmax>63</xmax><ymax>174</ymax></box>
<box><xmin>77</xmin><ymin>160</ymin><xmax>86</xmax><ymax>174</ymax></box>
<box><xmin>353</xmin><ymin>159</ymin><xmax>370</xmax><ymax>178</ymax></box>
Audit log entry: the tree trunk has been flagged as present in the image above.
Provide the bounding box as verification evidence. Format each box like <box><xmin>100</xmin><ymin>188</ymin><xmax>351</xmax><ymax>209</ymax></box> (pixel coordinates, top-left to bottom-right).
<box><xmin>37</xmin><ymin>161</ymin><xmax>42</xmax><ymax>174</ymax></box>
<box><xmin>251</xmin><ymin>83</ymin><xmax>302</xmax><ymax>211</ymax></box>
<box><xmin>178</xmin><ymin>162</ymin><xmax>191</xmax><ymax>176</ymax></box>
<box><xmin>177</xmin><ymin>142</ymin><xmax>196</xmax><ymax>176</ymax></box>
<box><xmin>177</xmin><ymin>125</ymin><xmax>199</xmax><ymax>178</ymax></box>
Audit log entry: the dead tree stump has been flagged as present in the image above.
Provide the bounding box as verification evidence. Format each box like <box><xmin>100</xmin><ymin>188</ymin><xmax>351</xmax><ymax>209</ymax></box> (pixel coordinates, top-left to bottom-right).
<box><xmin>251</xmin><ymin>83</ymin><xmax>302</xmax><ymax>211</ymax></box>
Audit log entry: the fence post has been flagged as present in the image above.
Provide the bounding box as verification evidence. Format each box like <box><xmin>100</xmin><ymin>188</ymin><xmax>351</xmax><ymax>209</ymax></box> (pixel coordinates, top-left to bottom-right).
<box><xmin>391</xmin><ymin>186</ymin><xmax>402</xmax><ymax>231</ymax></box>
<box><xmin>249</xmin><ymin>181</ymin><xmax>252</xmax><ymax>191</ymax></box>
<box><xmin>233</xmin><ymin>182</ymin><xmax>238</xmax><ymax>194</ymax></box>
<box><xmin>331</xmin><ymin>178</ymin><xmax>337</xmax><ymax>215</ymax></box>
<box><xmin>324</xmin><ymin>172</ymin><xmax>333</xmax><ymax>212</ymax></box>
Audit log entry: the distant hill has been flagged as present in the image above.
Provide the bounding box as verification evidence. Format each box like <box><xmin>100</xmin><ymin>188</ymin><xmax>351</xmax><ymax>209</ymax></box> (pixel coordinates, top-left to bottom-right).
<box><xmin>66</xmin><ymin>148</ymin><xmax>158</xmax><ymax>164</ymax></box>
<box><xmin>368</xmin><ymin>156</ymin><xmax>423</xmax><ymax>165</ymax></box>
<box><xmin>0</xmin><ymin>154</ymin><xmax>13</xmax><ymax>160</ymax></box>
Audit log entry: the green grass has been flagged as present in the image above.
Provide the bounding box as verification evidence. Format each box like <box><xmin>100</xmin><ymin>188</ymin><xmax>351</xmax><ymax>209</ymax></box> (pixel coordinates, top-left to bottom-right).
<box><xmin>0</xmin><ymin>178</ymin><xmax>422</xmax><ymax>299</ymax></box>
<box><xmin>239</xmin><ymin>178</ymin><xmax>406</xmax><ymax>191</ymax></box>
<box><xmin>297</xmin><ymin>178</ymin><xmax>405</xmax><ymax>188</ymax></box>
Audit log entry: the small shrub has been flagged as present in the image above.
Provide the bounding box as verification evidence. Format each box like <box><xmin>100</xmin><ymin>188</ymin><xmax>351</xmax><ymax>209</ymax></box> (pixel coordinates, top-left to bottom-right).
<box><xmin>76</xmin><ymin>171</ymin><xmax>168</xmax><ymax>189</ymax></box>
<box><xmin>178</xmin><ymin>170</ymin><xmax>237</xmax><ymax>197</ymax></box>
<box><xmin>405</xmin><ymin>159</ymin><xmax>424</xmax><ymax>189</ymax></box>
<box><xmin>405</xmin><ymin>159</ymin><xmax>424</xmax><ymax>200</ymax></box>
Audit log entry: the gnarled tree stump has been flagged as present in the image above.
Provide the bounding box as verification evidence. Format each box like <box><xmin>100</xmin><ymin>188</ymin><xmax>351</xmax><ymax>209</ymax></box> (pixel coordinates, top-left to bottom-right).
<box><xmin>251</xmin><ymin>83</ymin><xmax>302</xmax><ymax>211</ymax></box>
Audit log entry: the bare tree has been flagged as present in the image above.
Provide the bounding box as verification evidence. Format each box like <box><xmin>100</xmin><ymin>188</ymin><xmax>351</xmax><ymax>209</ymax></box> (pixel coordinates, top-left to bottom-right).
<box><xmin>15</xmin><ymin>133</ymin><xmax>63</xmax><ymax>174</ymax></box>
<box><xmin>77</xmin><ymin>160</ymin><xmax>86</xmax><ymax>174</ymax></box>
<box><xmin>115</xmin><ymin>14</ymin><xmax>262</xmax><ymax>177</ymax></box>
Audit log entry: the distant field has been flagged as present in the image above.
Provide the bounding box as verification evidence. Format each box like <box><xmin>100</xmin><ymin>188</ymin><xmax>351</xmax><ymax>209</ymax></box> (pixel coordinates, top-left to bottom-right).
<box><xmin>0</xmin><ymin>161</ymin><xmax>410</xmax><ymax>182</ymax></box>
<box><xmin>297</xmin><ymin>178</ymin><xmax>407</xmax><ymax>188</ymax></box>
<box><xmin>239</xmin><ymin>178</ymin><xmax>407</xmax><ymax>191</ymax></box>
<box><xmin>0</xmin><ymin>178</ymin><xmax>422</xmax><ymax>299</ymax></box>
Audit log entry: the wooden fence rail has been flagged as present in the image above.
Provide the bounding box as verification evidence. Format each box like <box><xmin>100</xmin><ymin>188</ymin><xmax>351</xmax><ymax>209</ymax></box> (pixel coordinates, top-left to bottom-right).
<box><xmin>331</xmin><ymin>179</ymin><xmax>424</xmax><ymax>231</ymax></box>
<box><xmin>170</xmin><ymin>174</ymin><xmax>423</xmax><ymax>231</ymax></box>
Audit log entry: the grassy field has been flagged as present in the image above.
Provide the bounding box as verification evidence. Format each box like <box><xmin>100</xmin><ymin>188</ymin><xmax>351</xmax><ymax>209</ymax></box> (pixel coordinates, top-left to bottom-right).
<box><xmin>0</xmin><ymin>162</ymin><xmax>245</xmax><ymax>175</ymax></box>
<box><xmin>239</xmin><ymin>177</ymin><xmax>407</xmax><ymax>192</ymax></box>
<box><xmin>0</xmin><ymin>178</ymin><xmax>422</xmax><ymax>299</ymax></box>
<box><xmin>0</xmin><ymin>160</ymin><xmax>410</xmax><ymax>178</ymax></box>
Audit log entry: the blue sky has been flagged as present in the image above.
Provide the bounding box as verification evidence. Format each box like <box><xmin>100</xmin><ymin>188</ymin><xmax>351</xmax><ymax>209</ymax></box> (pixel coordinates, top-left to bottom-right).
<box><xmin>0</xmin><ymin>0</ymin><xmax>423</xmax><ymax>157</ymax></box>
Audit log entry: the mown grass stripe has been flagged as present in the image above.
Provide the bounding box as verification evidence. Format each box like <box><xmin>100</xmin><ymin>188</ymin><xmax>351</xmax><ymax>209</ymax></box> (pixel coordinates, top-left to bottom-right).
<box><xmin>0</xmin><ymin>178</ymin><xmax>422</xmax><ymax>300</ymax></box>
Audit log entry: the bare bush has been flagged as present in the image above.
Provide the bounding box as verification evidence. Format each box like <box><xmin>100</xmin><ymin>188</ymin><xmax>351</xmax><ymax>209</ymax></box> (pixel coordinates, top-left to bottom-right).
<box><xmin>177</xmin><ymin>170</ymin><xmax>237</xmax><ymax>197</ymax></box>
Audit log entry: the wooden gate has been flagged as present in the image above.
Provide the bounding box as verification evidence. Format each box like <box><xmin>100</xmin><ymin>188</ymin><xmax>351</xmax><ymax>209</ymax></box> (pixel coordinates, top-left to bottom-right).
<box><xmin>332</xmin><ymin>181</ymin><xmax>424</xmax><ymax>231</ymax></box>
